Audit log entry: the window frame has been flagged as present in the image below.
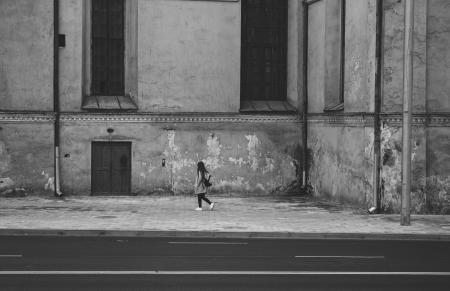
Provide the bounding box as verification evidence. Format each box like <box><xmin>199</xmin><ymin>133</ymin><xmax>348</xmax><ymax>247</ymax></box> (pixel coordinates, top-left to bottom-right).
<box><xmin>240</xmin><ymin>0</ymin><xmax>289</xmax><ymax>104</ymax></box>
<box><xmin>82</xmin><ymin>0</ymin><xmax>137</xmax><ymax>109</ymax></box>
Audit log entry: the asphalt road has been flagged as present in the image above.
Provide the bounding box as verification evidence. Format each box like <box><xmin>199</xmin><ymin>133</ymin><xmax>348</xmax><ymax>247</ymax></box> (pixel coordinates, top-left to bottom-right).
<box><xmin>0</xmin><ymin>235</ymin><xmax>449</xmax><ymax>290</ymax></box>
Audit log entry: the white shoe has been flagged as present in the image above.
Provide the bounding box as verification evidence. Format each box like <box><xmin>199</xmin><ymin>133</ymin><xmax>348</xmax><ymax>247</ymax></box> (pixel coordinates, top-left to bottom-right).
<box><xmin>210</xmin><ymin>203</ymin><xmax>215</xmax><ymax>210</ymax></box>
<box><xmin>195</xmin><ymin>207</ymin><xmax>202</xmax><ymax>211</ymax></box>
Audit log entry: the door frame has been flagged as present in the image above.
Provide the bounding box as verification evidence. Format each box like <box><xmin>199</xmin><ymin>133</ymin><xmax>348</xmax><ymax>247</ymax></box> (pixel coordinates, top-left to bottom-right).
<box><xmin>91</xmin><ymin>140</ymin><xmax>132</xmax><ymax>195</ymax></box>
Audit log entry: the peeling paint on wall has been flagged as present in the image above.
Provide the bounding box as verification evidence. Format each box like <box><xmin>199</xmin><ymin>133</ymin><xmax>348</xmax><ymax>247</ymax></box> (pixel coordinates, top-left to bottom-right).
<box><xmin>262</xmin><ymin>157</ymin><xmax>275</xmax><ymax>174</ymax></box>
<box><xmin>228</xmin><ymin>157</ymin><xmax>245</xmax><ymax>167</ymax></box>
<box><xmin>41</xmin><ymin>171</ymin><xmax>54</xmax><ymax>192</ymax></box>
<box><xmin>0</xmin><ymin>142</ymin><xmax>11</xmax><ymax>174</ymax></box>
<box><xmin>379</xmin><ymin>125</ymin><xmax>449</xmax><ymax>214</ymax></box>
<box><xmin>216</xmin><ymin>176</ymin><xmax>251</xmax><ymax>193</ymax></box>
<box><xmin>246</xmin><ymin>134</ymin><xmax>260</xmax><ymax>171</ymax></box>
<box><xmin>380</xmin><ymin>125</ymin><xmax>402</xmax><ymax>212</ymax></box>
<box><xmin>205</xmin><ymin>134</ymin><xmax>223</xmax><ymax>170</ymax></box>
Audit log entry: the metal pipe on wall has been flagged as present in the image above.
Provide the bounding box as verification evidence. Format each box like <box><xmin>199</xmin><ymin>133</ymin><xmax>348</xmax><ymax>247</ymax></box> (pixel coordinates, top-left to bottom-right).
<box><xmin>372</xmin><ymin>0</ymin><xmax>383</xmax><ymax>213</ymax></box>
<box><xmin>301</xmin><ymin>0</ymin><xmax>309</xmax><ymax>188</ymax></box>
<box><xmin>401</xmin><ymin>0</ymin><xmax>414</xmax><ymax>225</ymax></box>
<box><xmin>54</xmin><ymin>0</ymin><xmax>63</xmax><ymax>197</ymax></box>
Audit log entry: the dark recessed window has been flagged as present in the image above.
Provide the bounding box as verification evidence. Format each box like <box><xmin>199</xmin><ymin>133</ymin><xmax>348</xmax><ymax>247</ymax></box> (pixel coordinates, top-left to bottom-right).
<box><xmin>241</xmin><ymin>0</ymin><xmax>288</xmax><ymax>102</ymax></box>
<box><xmin>91</xmin><ymin>0</ymin><xmax>124</xmax><ymax>96</ymax></box>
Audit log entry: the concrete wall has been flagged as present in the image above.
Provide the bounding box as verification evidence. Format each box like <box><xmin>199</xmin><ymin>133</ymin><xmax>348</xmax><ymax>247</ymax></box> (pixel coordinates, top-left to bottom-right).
<box><xmin>59</xmin><ymin>120</ymin><xmax>300</xmax><ymax>195</ymax></box>
<box><xmin>383</xmin><ymin>0</ymin><xmax>428</xmax><ymax>112</ymax></box>
<box><xmin>344</xmin><ymin>0</ymin><xmax>376</xmax><ymax>112</ymax></box>
<box><xmin>0</xmin><ymin>0</ymin><xmax>53</xmax><ymax>111</ymax></box>
<box><xmin>380</xmin><ymin>124</ymin><xmax>450</xmax><ymax>214</ymax></box>
<box><xmin>427</xmin><ymin>0</ymin><xmax>450</xmax><ymax>112</ymax></box>
<box><xmin>306</xmin><ymin>0</ymin><xmax>377</xmax><ymax>209</ymax></box>
<box><xmin>1</xmin><ymin>0</ymin><xmax>303</xmax><ymax>197</ymax></box>
<box><xmin>137</xmin><ymin>0</ymin><xmax>241</xmax><ymax>112</ymax></box>
<box><xmin>0</xmin><ymin>122</ymin><xmax>54</xmax><ymax>195</ymax></box>
<box><xmin>307</xmin><ymin>0</ymin><xmax>326</xmax><ymax>113</ymax></box>
<box><xmin>58</xmin><ymin>0</ymin><xmax>300</xmax><ymax>112</ymax></box>
<box><xmin>308</xmin><ymin>124</ymin><xmax>374</xmax><ymax>207</ymax></box>
<box><xmin>59</xmin><ymin>0</ymin><xmax>84</xmax><ymax>112</ymax></box>
<box><xmin>380</xmin><ymin>0</ymin><xmax>450</xmax><ymax>213</ymax></box>
<box><xmin>287</xmin><ymin>0</ymin><xmax>301</xmax><ymax>109</ymax></box>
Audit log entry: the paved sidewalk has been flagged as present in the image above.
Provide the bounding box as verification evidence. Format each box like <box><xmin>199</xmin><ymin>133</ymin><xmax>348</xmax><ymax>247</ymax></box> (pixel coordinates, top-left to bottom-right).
<box><xmin>1</xmin><ymin>195</ymin><xmax>450</xmax><ymax>240</ymax></box>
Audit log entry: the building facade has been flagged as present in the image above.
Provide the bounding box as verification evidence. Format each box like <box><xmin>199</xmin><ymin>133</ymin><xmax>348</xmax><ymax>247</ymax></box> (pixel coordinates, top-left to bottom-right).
<box><xmin>0</xmin><ymin>0</ymin><xmax>449</xmax><ymax>213</ymax></box>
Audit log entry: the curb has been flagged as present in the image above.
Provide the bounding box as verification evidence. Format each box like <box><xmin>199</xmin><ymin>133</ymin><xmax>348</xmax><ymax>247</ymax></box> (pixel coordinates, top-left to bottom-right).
<box><xmin>1</xmin><ymin>229</ymin><xmax>450</xmax><ymax>241</ymax></box>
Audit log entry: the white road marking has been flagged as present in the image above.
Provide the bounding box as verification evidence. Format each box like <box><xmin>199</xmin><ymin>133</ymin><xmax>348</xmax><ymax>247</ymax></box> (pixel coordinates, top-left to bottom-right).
<box><xmin>295</xmin><ymin>256</ymin><xmax>385</xmax><ymax>259</ymax></box>
<box><xmin>0</xmin><ymin>255</ymin><xmax>22</xmax><ymax>258</ymax></box>
<box><xmin>0</xmin><ymin>271</ymin><xmax>448</xmax><ymax>276</ymax></box>
<box><xmin>168</xmin><ymin>242</ymin><xmax>248</xmax><ymax>245</ymax></box>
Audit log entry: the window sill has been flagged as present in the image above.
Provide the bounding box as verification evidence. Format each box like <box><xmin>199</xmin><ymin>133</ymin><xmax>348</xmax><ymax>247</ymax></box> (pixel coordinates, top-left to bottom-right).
<box><xmin>324</xmin><ymin>102</ymin><xmax>344</xmax><ymax>112</ymax></box>
<box><xmin>82</xmin><ymin>95</ymin><xmax>138</xmax><ymax>111</ymax></box>
<box><xmin>240</xmin><ymin>101</ymin><xmax>297</xmax><ymax>113</ymax></box>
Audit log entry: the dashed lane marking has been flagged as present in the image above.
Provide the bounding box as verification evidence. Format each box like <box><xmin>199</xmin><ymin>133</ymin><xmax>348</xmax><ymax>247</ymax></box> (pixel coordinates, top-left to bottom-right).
<box><xmin>168</xmin><ymin>242</ymin><xmax>248</xmax><ymax>245</ymax></box>
<box><xmin>295</xmin><ymin>256</ymin><xmax>385</xmax><ymax>259</ymax></box>
<box><xmin>0</xmin><ymin>255</ymin><xmax>22</xmax><ymax>258</ymax></box>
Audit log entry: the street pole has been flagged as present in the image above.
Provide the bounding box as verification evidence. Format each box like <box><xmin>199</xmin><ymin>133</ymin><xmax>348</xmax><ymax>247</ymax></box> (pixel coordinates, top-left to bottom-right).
<box><xmin>401</xmin><ymin>0</ymin><xmax>414</xmax><ymax>226</ymax></box>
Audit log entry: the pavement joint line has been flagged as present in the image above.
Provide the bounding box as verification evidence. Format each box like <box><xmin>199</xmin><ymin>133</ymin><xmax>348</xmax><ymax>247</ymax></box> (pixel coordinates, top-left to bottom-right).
<box><xmin>294</xmin><ymin>256</ymin><xmax>385</xmax><ymax>259</ymax></box>
<box><xmin>1</xmin><ymin>229</ymin><xmax>450</xmax><ymax>241</ymax></box>
<box><xmin>0</xmin><ymin>271</ymin><xmax>450</xmax><ymax>276</ymax></box>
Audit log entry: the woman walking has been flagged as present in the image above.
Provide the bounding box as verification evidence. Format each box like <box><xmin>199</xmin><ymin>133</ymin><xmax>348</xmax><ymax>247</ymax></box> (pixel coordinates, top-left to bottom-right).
<box><xmin>194</xmin><ymin>161</ymin><xmax>215</xmax><ymax>211</ymax></box>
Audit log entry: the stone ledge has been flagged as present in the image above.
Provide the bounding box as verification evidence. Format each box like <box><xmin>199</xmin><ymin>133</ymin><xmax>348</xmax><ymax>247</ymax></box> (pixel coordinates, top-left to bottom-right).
<box><xmin>308</xmin><ymin>113</ymin><xmax>375</xmax><ymax>127</ymax></box>
<box><xmin>61</xmin><ymin>113</ymin><xmax>300</xmax><ymax>123</ymax></box>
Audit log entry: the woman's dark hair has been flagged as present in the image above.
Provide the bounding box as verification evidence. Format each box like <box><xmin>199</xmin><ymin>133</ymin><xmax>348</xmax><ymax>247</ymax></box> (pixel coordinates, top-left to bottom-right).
<box><xmin>197</xmin><ymin>161</ymin><xmax>208</xmax><ymax>180</ymax></box>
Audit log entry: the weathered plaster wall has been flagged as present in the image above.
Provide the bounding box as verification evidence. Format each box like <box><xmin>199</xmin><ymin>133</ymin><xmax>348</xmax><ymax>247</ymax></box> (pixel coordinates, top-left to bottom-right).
<box><xmin>0</xmin><ymin>123</ymin><xmax>54</xmax><ymax>194</ymax></box>
<box><xmin>137</xmin><ymin>0</ymin><xmax>241</xmax><ymax>112</ymax></box>
<box><xmin>287</xmin><ymin>0</ymin><xmax>300</xmax><ymax>109</ymax></box>
<box><xmin>0</xmin><ymin>0</ymin><xmax>53</xmax><ymax>111</ymax></box>
<box><xmin>382</xmin><ymin>0</ymin><xmax>428</xmax><ymax>112</ymax></box>
<box><xmin>307</xmin><ymin>0</ymin><xmax>376</xmax><ymax>112</ymax></box>
<box><xmin>426</xmin><ymin>127</ymin><xmax>450</xmax><ymax>213</ymax></box>
<box><xmin>324</xmin><ymin>0</ymin><xmax>342</xmax><ymax>108</ymax></box>
<box><xmin>59</xmin><ymin>0</ymin><xmax>83</xmax><ymax>111</ymax></box>
<box><xmin>380</xmin><ymin>125</ymin><xmax>426</xmax><ymax>213</ymax></box>
<box><xmin>54</xmin><ymin>0</ymin><xmax>301</xmax><ymax>112</ymax></box>
<box><xmin>60</xmin><ymin>122</ymin><xmax>300</xmax><ymax>195</ymax></box>
<box><xmin>380</xmin><ymin>124</ymin><xmax>450</xmax><ymax>214</ymax></box>
<box><xmin>308</xmin><ymin>125</ymin><xmax>374</xmax><ymax>207</ymax></box>
<box><xmin>427</xmin><ymin>0</ymin><xmax>450</xmax><ymax>112</ymax></box>
<box><xmin>344</xmin><ymin>0</ymin><xmax>376</xmax><ymax>112</ymax></box>
<box><xmin>307</xmin><ymin>0</ymin><xmax>326</xmax><ymax>113</ymax></box>
<box><xmin>379</xmin><ymin>0</ymin><xmax>450</xmax><ymax>213</ymax></box>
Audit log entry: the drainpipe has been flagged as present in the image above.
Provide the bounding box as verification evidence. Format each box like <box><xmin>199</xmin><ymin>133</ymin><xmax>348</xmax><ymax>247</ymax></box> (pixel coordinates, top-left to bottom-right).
<box><xmin>54</xmin><ymin>0</ymin><xmax>63</xmax><ymax>197</ymax></box>
<box><xmin>401</xmin><ymin>0</ymin><xmax>414</xmax><ymax>225</ymax></box>
<box><xmin>372</xmin><ymin>0</ymin><xmax>383</xmax><ymax>213</ymax></box>
<box><xmin>301</xmin><ymin>0</ymin><xmax>309</xmax><ymax>189</ymax></box>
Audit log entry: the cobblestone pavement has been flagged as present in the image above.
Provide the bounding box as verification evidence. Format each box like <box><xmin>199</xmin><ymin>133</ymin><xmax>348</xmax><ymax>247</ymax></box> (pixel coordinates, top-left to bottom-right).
<box><xmin>1</xmin><ymin>195</ymin><xmax>450</xmax><ymax>238</ymax></box>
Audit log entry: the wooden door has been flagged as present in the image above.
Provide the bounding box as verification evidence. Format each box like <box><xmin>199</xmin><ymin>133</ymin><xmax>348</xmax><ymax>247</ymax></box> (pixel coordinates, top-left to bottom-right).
<box><xmin>91</xmin><ymin>142</ymin><xmax>131</xmax><ymax>195</ymax></box>
<box><xmin>241</xmin><ymin>0</ymin><xmax>288</xmax><ymax>101</ymax></box>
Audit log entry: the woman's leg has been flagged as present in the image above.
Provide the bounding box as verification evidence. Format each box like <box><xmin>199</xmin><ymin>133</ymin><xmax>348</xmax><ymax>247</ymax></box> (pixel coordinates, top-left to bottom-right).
<box><xmin>197</xmin><ymin>194</ymin><xmax>203</xmax><ymax>208</ymax></box>
<box><xmin>201</xmin><ymin>195</ymin><xmax>212</xmax><ymax>205</ymax></box>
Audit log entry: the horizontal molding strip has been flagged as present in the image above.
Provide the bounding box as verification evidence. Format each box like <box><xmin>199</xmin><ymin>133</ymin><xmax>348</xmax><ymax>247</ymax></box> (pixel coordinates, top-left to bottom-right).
<box><xmin>0</xmin><ymin>112</ymin><xmax>55</xmax><ymax>123</ymax></box>
<box><xmin>380</xmin><ymin>113</ymin><xmax>450</xmax><ymax>127</ymax></box>
<box><xmin>308</xmin><ymin>114</ymin><xmax>375</xmax><ymax>127</ymax></box>
<box><xmin>0</xmin><ymin>112</ymin><xmax>299</xmax><ymax>124</ymax></box>
<box><xmin>1</xmin><ymin>112</ymin><xmax>449</xmax><ymax>126</ymax></box>
<box><xmin>308</xmin><ymin>113</ymin><xmax>450</xmax><ymax>127</ymax></box>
